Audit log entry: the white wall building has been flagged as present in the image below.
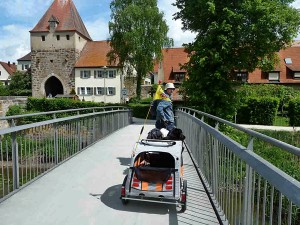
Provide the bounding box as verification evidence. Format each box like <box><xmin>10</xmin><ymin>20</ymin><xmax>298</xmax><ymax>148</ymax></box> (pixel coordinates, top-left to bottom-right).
<box><xmin>0</xmin><ymin>61</ymin><xmax>16</xmax><ymax>86</ymax></box>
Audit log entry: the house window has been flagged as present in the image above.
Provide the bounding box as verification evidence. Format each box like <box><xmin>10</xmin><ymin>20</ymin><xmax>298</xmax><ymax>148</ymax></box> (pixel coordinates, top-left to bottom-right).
<box><xmin>86</xmin><ymin>87</ymin><xmax>92</xmax><ymax>95</ymax></box>
<box><xmin>108</xmin><ymin>70</ymin><xmax>116</xmax><ymax>78</ymax></box>
<box><xmin>107</xmin><ymin>87</ymin><xmax>116</xmax><ymax>95</ymax></box>
<box><xmin>294</xmin><ymin>72</ymin><xmax>300</xmax><ymax>79</ymax></box>
<box><xmin>56</xmin><ymin>35</ymin><xmax>60</xmax><ymax>40</ymax></box>
<box><xmin>236</xmin><ymin>72</ymin><xmax>248</xmax><ymax>82</ymax></box>
<box><xmin>78</xmin><ymin>87</ymin><xmax>93</xmax><ymax>95</ymax></box>
<box><xmin>285</xmin><ymin>58</ymin><xmax>292</xmax><ymax>64</ymax></box>
<box><xmin>41</xmin><ymin>36</ymin><xmax>45</xmax><ymax>41</ymax></box>
<box><xmin>80</xmin><ymin>70</ymin><xmax>91</xmax><ymax>79</ymax></box>
<box><xmin>94</xmin><ymin>70</ymin><xmax>106</xmax><ymax>78</ymax></box>
<box><xmin>174</xmin><ymin>73</ymin><xmax>185</xmax><ymax>82</ymax></box>
<box><xmin>95</xmin><ymin>87</ymin><xmax>105</xmax><ymax>95</ymax></box>
<box><xmin>268</xmin><ymin>72</ymin><xmax>280</xmax><ymax>81</ymax></box>
<box><xmin>66</xmin><ymin>35</ymin><xmax>70</xmax><ymax>40</ymax></box>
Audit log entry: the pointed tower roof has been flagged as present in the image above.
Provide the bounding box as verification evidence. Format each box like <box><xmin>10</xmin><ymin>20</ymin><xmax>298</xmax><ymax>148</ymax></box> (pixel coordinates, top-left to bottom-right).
<box><xmin>30</xmin><ymin>0</ymin><xmax>92</xmax><ymax>41</ymax></box>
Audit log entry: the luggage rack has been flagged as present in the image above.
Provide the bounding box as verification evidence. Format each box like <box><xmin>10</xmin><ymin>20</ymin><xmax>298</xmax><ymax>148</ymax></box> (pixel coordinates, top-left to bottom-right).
<box><xmin>140</xmin><ymin>139</ymin><xmax>176</xmax><ymax>147</ymax></box>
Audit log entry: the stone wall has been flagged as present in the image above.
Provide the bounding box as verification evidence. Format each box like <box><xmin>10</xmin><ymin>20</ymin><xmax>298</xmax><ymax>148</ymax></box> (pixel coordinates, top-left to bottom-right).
<box><xmin>31</xmin><ymin>49</ymin><xmax>80</xmax><ymax>97</ymax></box>
<box><xmin>0</xmin><ymin>97</ymin><xmax>28</xmax><ymax>129</ymax></box>
<box><xmin>124</xmin><ymin>77</ymin><xmax>152</xmax><ymax>99</ymax></box>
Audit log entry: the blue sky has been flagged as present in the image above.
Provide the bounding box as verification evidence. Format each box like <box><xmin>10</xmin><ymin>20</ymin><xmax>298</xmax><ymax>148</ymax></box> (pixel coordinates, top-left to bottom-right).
<box><xmin>0</xmin><ymin>0</ymin><xmax>300</xmax><ymax>63</ymax></box>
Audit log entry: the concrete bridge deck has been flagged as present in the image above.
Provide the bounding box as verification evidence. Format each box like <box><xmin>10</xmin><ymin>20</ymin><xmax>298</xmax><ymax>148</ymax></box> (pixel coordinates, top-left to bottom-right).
<box><xmin>0</xmin><ymin>123</ymin><xmax>220</xmax><ymax>225</ymax></box>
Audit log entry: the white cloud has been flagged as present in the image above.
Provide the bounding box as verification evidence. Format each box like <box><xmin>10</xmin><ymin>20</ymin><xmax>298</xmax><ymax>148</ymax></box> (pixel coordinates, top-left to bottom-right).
<box><xmin>0</xmin><ymin>24</ymin><xmax>30</xmax><ymax>62</ymax></box>
<box><xmin>292</xmin><ymin>0</ymin><xmax>300</xmax><ymax>8</ymax></box>
<box><xmin>85</xmin><ymin>17</ymin><xmax>110</xmax><ymax>41</ymax></box>
<box><xmin>158</xmin><ymin>0</ymin><xmax>196</xmax><ymax>47</ymax></box>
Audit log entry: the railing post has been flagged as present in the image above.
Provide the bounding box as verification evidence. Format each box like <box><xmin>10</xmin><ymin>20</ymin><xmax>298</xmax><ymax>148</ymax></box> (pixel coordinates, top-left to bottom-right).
<box><xmin>11</xmin><ymin>131</ymin><xmax>19</xmax><ymax>190</ymax></box>
<box><xmin>198</xmin><ymin>116</ymin><xmax>205</xmax><ymax>170</ymax></box>
<box><xmin>212</xmin><ymin>122</ymin><xmax>219</xmax><ymax>200</ymax></box>
<box><xmin>54</xmin><ymin>123</ymin><xmax>58</xmax><ymax>164</ymax></box>
<box><xmin>242</xmin><ymin>137</ymin><xmax>254</xmax><ymax>225</ymax></box>
<box><xmin>93</xmin><ymin>109</ymin><xmax>96</xmax><ymax>143</ymax></box>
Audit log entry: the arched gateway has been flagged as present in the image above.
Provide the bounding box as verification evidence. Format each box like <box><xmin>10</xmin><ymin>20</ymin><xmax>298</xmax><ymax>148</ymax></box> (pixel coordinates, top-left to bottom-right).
<box><xmin>44</xmin><ymin>76</ymin><xmax>63</xmax><ymax>97</ymax></box>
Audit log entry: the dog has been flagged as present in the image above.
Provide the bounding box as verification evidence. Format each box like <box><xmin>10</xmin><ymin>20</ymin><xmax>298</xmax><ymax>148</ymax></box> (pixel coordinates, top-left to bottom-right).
<box><xmin>165</xmin><ymin>128</ymin><xmax>185</xmax><ymax>141</ymax></box>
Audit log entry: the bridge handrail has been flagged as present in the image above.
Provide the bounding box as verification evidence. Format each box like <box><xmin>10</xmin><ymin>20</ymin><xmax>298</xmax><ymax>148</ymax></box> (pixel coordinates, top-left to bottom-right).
<box><xmin>0</xmin><ymin>108</ymin><xmax>130</xmax><ymax>135</ymax></box>
<box><xmin>176</xmin><ymin>107</ymin><xmax>300</xmax><ymax>224</ymax></box>
<box><xmin>178</xmin><ymin>107</ymin><xmax>300</xmax><ymax>156</ymax></box>
<box><xmin>0</xmin><ymin>107</ymin><xmax>131</xmax><ymax>202</ymax></box>
<box><xmin>0</xmin><ymin>106</ymin><xmax>128</xmax><ymax>120</ymax></box>
<box><xmin>178</xmin><ymin>109</ymin><xmax>300</xmax><ymax>206</ymax></box>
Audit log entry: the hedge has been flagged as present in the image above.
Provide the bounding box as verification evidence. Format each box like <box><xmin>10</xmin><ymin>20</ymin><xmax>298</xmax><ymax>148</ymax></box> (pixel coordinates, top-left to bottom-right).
<box><xmin>26</xmin><ymin>97</ymin><xmax>104</xmax><ymax>111</ymax></box>
<box><xmin>128</xmin><ymin>103</ymin><xmax>151</xmax><ymax>119</ymax></box>
<box><xmin>236</xmin><ymin>97</ymin><xmax>279</xmax><ymax>125</ymax></box>
<box><xmin>288</xmin><ymin>98</ymin><xmax>300</xmax><ymax>126</ymax></box>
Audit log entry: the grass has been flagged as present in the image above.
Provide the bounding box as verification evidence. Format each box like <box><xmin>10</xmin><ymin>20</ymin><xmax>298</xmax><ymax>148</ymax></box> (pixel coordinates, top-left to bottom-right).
<box><xmin>273</xmin><ymin>115</ymin><xmax>289</xmax><ymax>126</ymax></box>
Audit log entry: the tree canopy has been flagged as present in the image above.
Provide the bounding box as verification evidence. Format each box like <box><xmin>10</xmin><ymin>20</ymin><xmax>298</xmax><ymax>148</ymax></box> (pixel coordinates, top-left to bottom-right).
<box><xmin>173</xmin><ymin>0</ymin><xmax>300</xmax><ymax>119</ymax></box>
<box><xmin>108</xmin><ymin>0</ymin><xmax>173</xmax><ymax>98</ymax></box>
<box><xmin>9</xmin><ymin>71</ymin><xmax>32</xmax><ymax>96</ymax></box>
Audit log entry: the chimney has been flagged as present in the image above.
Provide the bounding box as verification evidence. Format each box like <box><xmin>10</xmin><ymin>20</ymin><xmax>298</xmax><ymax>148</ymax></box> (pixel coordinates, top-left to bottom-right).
<box><xmin>8</xmin><ymin>61</ymin><xmax>10</xmax><ymax>66</ymax></box>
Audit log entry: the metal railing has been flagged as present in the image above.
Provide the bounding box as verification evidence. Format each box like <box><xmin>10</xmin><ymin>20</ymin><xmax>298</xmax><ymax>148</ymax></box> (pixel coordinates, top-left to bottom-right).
<box><xmin>0</xmin><ymin>106</ymin><xmax>132</xmax><ymax>202</ymax></box>
<box><xmin>176</xmin><ymin>107</ymin><xmax>300</xmax><ymax>225</ymax></box>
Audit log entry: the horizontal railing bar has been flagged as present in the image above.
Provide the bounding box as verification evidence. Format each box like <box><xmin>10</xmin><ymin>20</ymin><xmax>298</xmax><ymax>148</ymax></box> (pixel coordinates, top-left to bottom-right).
<box><xmin>177</xmin><ymin>107</ymin><xmax>300</xmax><ymax>157</ymax></box>
<box><xmin>0</xmin><ymin>106</ymin><xmax>128</xmax><ymax>120</ymax></box>
<box><xmin>0</xmin><ymin>109</ymin><xmax>129</xmax><ymax>135</ymax></box>
<box><xmin>177</xmin><ymin>110</ymin><xmax>300</xmax><ymax>207</ymax></box>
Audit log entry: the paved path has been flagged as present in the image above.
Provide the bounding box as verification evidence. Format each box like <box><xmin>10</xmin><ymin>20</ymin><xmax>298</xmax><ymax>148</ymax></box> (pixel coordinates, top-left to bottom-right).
<box><xmin>239</xmin><ymin>124</ymin><xmax>300</xmax><ymax>131</ymax></box>
<box><xmin>0</xmin><ymin>124</ymin><xmax>220</xmax><ymax>225</ymax></box>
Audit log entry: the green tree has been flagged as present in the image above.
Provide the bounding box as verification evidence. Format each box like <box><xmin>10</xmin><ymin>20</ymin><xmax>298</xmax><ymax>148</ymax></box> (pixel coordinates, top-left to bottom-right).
<box><xmin>9</xmin><ymin>71</ymin><xmax>32</xmax><ymax>96</ymax></box>
<box><xmin>108</xmin><ymin>0</ymin><xmax>173</xmax><ymax>99</ymax></box>
<box><xmin>174</xmin><ymin>0</ymin><xmax>300</xmax><ymax>119</ymax></box>
<box><xmin>0</xmin><ymin>82</ymin><xmax>10</xmax><ymax>96</ymax></box>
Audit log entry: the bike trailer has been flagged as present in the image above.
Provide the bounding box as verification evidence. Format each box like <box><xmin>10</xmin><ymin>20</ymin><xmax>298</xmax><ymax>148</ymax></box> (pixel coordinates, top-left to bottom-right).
<box><xmin>120</xmin><ymin>139</ymin><xmax>187</xmax><ymax>212</ymax></box>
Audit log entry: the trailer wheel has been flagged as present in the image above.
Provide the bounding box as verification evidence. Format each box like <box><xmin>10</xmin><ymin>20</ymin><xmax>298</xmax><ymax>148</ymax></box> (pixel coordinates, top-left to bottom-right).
<box><xmin>179</xmin><ymin>180</ymin><xmax>187</xmax><ymax>213</ymax></box>
<box><xmin>121</xmin><ymin>175</ymin><xmax>129</xmax><ymax>205</ymax></box>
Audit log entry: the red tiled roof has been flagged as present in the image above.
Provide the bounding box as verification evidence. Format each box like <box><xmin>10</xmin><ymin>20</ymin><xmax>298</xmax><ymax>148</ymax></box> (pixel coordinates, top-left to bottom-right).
<box><xmin>0</xmin><ymin>61</ymin><xmax>17</xmax><ymax>75</ymax></box>
<box><xmin>286</xmin><ymin>65</ymin><xmax>300</xmax><ymax>71</ymax></box>
<box><xmin>75</xmin><ymin>41</ymin><xmax>118</xmax><ymax>68</ymax></box>
<box><xmin>17</xmin><ymin>52</ymin><xmax>31</xmax><ymax>61</ymax></box>
<box><xmin>30</xmin><ymin>0</ymin><xmax>92</xmax><ymax>41</ymax></box>
<box><xmin>153</xmin><ymin>48</ymin><xmax>189</xmax><ymax>83</ymax></box>
<box><xmin>248</xmin><ymin>46</ymin><xmax>300</xmax><ymax>84</ymax></box>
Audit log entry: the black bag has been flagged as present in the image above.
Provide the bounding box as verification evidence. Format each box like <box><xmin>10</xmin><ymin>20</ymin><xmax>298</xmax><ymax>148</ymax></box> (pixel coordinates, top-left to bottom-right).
<box><xmin>165</xmin><ymin>128</ymin><xmax>185</xmax><ymax>141</ymax></box>
<box><xmin>150</xmin><ymin>100</ymin><xmax>161</xmax><ymax>119</ymax></box>
<box><xmin>147</xmin><ymin>128</ymin><xmax>163</xmax><ymax>139</ymax></box>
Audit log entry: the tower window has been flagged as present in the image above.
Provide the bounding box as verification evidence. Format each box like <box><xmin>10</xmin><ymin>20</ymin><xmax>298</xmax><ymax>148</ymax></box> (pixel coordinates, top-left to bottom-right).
<box><xmin>66</xmin><ymin>35</ymin><xmax>70</xmax><ymax>40</ymax></box>
<box><xmin>41</xmin><ymin>36</ymin><xmax>45</xmax><ymax>41</ymax></box>
<box><xmin>56</xmin><ymin>35</ymin><xmax>60</xmax><ymax>41</ymax></box>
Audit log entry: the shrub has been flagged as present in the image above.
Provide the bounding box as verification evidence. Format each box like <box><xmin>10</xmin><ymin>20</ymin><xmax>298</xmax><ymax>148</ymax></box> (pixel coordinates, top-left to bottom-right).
<box><xmin>236</xmin><ymin>97</ymin><xmax>279</xmax><ymax>125</ymax></box>
<box><xmin>288</xmin><ymin>98</ymin><xmax>300</xmax><ymax>126</ymax></box>
<box><xmin>129</xmin><ymin>103</ymin><xmax>151</xmax><ymax>119</ymax></box>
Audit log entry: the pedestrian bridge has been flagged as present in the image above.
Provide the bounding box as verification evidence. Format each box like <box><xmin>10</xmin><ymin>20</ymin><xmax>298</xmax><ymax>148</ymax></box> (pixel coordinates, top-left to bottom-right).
<box><xmin>0</xmin><ymin>107</ymin><xmax>299</xmax><ymax>225</ymax></box>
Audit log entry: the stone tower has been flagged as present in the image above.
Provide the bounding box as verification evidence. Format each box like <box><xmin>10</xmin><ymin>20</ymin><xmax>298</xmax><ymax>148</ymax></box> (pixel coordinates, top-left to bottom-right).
<box><xmin>30</xmin><ymin>0</ymin><xmax>92</xmax><ymax>97</ymax></box>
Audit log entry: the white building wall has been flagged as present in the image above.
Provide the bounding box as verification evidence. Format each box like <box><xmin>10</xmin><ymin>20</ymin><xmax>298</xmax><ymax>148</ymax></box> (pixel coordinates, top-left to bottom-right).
<box><xmin>75</xmin><ymin>67</ymin><xmax>122</xmax><ymax>103</ymax></box>
<box><xmin>17</xmin><ymin>61</ymin><xmax>31</xmax><ymax>71</ymax></box>
<box><xmin>0</xmin><ymin>64</ymin><xmax>11</xmax><ymax>85</ymax></box>
<box><xmin>31</xmin><ymin>32</ymin><xmax>87</xmax><ymax>52</ymax></box>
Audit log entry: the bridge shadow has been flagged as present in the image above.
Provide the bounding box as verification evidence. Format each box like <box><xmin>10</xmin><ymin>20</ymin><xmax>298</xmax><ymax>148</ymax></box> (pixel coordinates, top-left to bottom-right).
<box><xmin>91</xmin><ymin>184</ymin><xmax>179</xmax><ymax>225</ymax></box>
